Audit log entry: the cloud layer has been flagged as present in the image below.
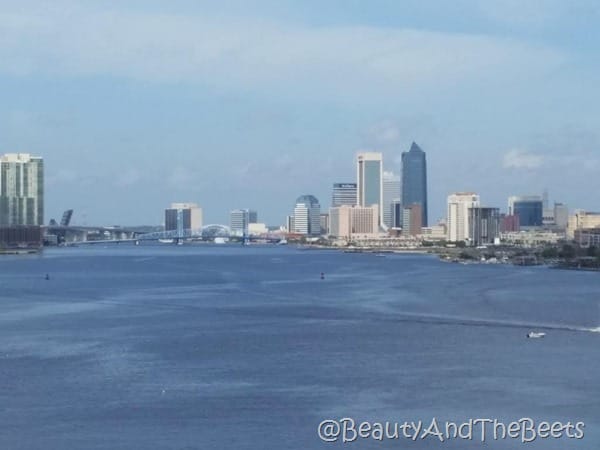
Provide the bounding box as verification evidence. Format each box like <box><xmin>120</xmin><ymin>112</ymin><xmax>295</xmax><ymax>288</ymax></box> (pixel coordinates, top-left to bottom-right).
<box><xmin>0</xmin><ymin>4</ymin><xmax>565</xmax><ymax>97</ymax></box>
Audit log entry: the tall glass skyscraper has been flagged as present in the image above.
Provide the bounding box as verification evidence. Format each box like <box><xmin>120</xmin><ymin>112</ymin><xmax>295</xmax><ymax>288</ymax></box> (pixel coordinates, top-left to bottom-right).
<box><xmin>382</xmin><ymin>171</ymin><xmax>400</xmax><ymax>229</ymax></box>
<box><xmin>356</xmin><ymin>152</ymin><xmax>383</xmax><ymax>225</ymax></box>
<box><xmin>401</xmin><ymin>142</ymin><xmax>428</xmax><ymax>227</ymax></box>
<box><xmin>508</xmin><ymin>196</ymin><xmax>543</xmax><ymax>227</ymax></box>
<box><xmin>0</xmin><ymin>153</ymin><xmax>44</xmax><ymax>226</ymax></box>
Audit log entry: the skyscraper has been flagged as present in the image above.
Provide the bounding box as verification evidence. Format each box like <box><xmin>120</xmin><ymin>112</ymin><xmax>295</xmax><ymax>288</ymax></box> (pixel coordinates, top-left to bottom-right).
<box><xmin>293</xmin><ymin>195</ymin><xmax>321</xmax><ymax>236</ymax></box>
<box><xmin>230</xmin><ymin>209</ymin><xmax>258</xmax><ymax>235</ymax></box>
<box><xmin>401</xmin><ymin>142</ymin><xmax>428</xmax><ymax>226</ymax></box>
<box><xmin>508</xmin><ymin>196</ymin><xmax>543</xmax><ymax>228</ymax></box>
<box><xmin>447</xmin><ymin>193</ymin><xmax>480</xmax><ymax>242</ymax></box>
<box><xmin>356</xmin><ymin>152</ymin><xmax>383</xmax><ymax>225</ymax></box>
<box><xmin>382</xmin><ymin>171</ymin><xmax>400</xmax><ymax>229</ymax></box>
<box><xmin>0</xmin><ymin>153</ymin><xmax>44</xmax><ymax>226</ymax></box>
<box><xmin>468</xmin><ymin>207</ymin><xmax>500</xmax><ymax>246</ymax></box>
<box><xmin>165</xmin><ymin>203</ymin><xmax>203</xmax><ymax>234</ymax></box>
<box><xmin>331</xmin><ymin>183</ymin><xmax>357</xmax><ymax>207</ymax></box>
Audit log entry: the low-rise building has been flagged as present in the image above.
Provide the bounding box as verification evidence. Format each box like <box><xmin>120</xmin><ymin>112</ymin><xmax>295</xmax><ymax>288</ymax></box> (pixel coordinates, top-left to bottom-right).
<box><xmin>574</xmin><ymin>228</ymin><xmax>600</xmax><ymax>247</ymax></box>
<box><xmin>500</xmin><ymin>230</ymin><xmax>565</xmax><ymax>246</ymax></box>
<box><xmin>567</xmin><ymin>210</ymin><xmax>600</xmax><ymax>239</ymax></box>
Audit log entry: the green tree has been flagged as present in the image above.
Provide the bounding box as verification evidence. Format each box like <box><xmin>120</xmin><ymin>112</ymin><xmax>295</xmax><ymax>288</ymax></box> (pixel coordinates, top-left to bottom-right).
<box><xmin>559</xmin><ymin>244</ymin><xmax>576</xmax><ymax>259</ymax></box>
<box><xmin>542</xmin><ymin>247</ymin><xmax>559</xmax><ymax>258</ymax></box>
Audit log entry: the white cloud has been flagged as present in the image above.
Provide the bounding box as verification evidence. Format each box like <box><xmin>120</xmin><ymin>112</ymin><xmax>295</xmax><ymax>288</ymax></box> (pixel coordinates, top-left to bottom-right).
<box><xmin>502</xmin><ymin>149</ymin><xmax>544</xmax><ymax>169</ymax></box>
<box><xmin>0</xmin><ymin>4</ymin><xmax>565</xmax><ymax>97</ymax></box>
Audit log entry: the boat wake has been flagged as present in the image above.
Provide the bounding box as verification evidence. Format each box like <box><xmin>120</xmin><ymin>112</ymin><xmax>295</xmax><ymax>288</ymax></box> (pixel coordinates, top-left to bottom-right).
<box><xmin>383</xmin><ymin>310</ymin><xmax>600</xmax><ymax>335</ymax></box>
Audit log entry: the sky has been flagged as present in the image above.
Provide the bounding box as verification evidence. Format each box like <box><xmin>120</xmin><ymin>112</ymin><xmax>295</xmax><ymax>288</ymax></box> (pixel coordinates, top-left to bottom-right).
<box><xmin>1</xmin><ymin>0</ymin><xmax>599</xmax><ymax>226</ymax></box>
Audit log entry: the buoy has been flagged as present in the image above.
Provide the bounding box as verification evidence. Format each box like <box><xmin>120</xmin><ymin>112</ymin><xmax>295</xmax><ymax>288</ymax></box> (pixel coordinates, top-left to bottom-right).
<box><xmin>320</xmin><ymin>272</ymin><xmax>325</xmax><ymax>280</ymax></box>
<box><xmin>45</xmin><ymin>274</ymin><xmax>50</xmax><ymax>280</ymax></box>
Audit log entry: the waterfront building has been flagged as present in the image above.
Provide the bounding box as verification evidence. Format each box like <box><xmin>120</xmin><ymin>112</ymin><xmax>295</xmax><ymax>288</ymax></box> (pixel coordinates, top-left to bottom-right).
<box><xmin>468</xmin><ymin>207</ymin><xmax>501</xmax><ymax>246</ymax></box>
<box><xmin>285</xmin><ymin>215</ymin><xmax>295</xmax><ymax>233</ymax></box>
<box><xmin>329</xmin><ymin>207</ymin><xmax>350</xmax><ymax>238</ymax></box>
<box><xmin>567</xmin><ymin>210</ymin><xmax>600</xmax><ymax>239</ymax></box>
<box><xmin>356</xmin><ymin>152</ymin><xmax>383</xmax><ymax>225</ymax></box>
<box><xmin>0</xmin><ymin>153</ymin><xmax>44</xmax><ymax>226</ymax></box>
<box><xmin>382</xmin><ymin>171</ymin><xmax>400</xmax><ymax>229</ymax></box>
<box><xmin>230</xmin><ymin>209</ymin><xmax>257</xmax><ymax>235</ymax></box>
<box><xmin>401</xmin><ymin>142</ymin><xmax>428</xmax><ymax>226</ymax></box>
<box><xmin>447</xmin><ymin>193</ymin><xmax>480</xmax><ymax>243</ymax></box>
<box><xmin>574</xmin><ymin>228</ymin><xmax>600</xmax><ymax>247</ymax></box>
<box><xmin>331</xmin><ymin>183</ymin><xmax>357</xmax><ymax>207</ymax></box>
<box><xmin>328</xmin><ymin>205</ymin><xmax>379</xmax><ymax>238</ymax></box>
<box><xmin>420</xmin><ymin>224</ymin><xmax>447</xmax><ymax>241</ymax></box>
<box><xmin>0</xmin><ymin>225</ymin><xmax>43</xmax><ymax>251</ymax></box>
<box><xmin>293</xmin><ymin>195</ymin><xmax>321</xmax><ymax>236</ymax></box>
<box><xmin>500</xmin><ymin>230</ymin><xmax>565</xmax><ymax>246</ymax></box>
<box><xmin>248</xmin><ymin>223</ymin><xmax>268</xmax><ymax>235</ymax></box>
<box><xmin>508</xmin><ymin>195</ymin><xmax>543</xmax><ymax>228</ymax></box>
<box><xmin>402</xmin><ymin>203</ymin><xmax>422</xmax><ymax>236</ymax></box>
<box><xmin>165</xmin><ymin>203</ymin><xmax>203</xmax><ymax>233</ymax></box>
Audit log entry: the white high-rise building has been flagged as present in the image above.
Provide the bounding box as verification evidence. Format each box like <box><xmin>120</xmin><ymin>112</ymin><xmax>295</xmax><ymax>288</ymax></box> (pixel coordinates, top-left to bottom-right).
<box><xmin>382</xmin><ymin>171</ymin><xmax>400</xmax><ymax>229</ymax></box>
<box><xmin>447</xmin><ymin>192</ymin><xmax>480</xmax><ymax>243</ymax></box>
<box><xmin>293</xmin><ymin>195</ymin><xmax>321</xmax><ymax>236</ymax></box>
<box><xmin>356</xmin><ymin>152</ymin><xmax>383</xmax><ymax>225</ymax></box>
<box><xmin>230</xmin><ymin>209</ymin><xmax>257</xmax><ymax>235</ymax></box>
<box><xmin>0</xmin><ymin>153</ymin><xmax>44</xmax><ymax>226</ymax></box>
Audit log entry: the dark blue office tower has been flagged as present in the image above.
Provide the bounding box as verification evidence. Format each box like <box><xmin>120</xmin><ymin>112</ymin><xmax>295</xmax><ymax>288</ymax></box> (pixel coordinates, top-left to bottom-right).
<box><xmin>401</xmin><ymin>142</ymin><xmax>428</xmax><ymax>227</ymax></box>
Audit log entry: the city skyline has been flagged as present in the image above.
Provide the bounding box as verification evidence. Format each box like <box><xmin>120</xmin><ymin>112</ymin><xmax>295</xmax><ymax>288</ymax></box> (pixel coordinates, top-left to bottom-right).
<box><xmin>1</xmin><ymin>1</ymin><xmax>600</xmax><ymax>225</ymax></box>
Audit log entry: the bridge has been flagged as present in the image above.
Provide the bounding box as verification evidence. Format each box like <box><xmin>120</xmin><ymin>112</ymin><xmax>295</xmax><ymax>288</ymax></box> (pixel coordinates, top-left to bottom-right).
<box><xmin>48</xmin><ymin>224</ymin><xmax>287</xmax><ymax>245</ymax></box>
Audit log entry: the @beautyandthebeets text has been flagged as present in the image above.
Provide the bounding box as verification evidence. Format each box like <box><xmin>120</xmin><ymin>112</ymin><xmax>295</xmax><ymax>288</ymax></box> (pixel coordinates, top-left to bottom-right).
<box><xmin>317</xmin><ymin>417</ymin><xmax>585</xmax><ymax>444</ymax></box>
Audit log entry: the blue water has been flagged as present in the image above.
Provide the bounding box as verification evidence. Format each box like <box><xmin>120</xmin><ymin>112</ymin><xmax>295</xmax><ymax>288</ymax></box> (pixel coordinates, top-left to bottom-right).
<box><xmin>0</xmin><ymin>245</ymin><xmax>598</xmax><ymax>449</ymax></box>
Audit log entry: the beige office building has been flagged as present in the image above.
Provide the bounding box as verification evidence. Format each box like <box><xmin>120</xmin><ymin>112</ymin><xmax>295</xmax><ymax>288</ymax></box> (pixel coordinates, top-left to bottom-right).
<box><xmin>329</xmin><ymin>205</ymin><xmax>379</xmax><ymax>238</ymax></box>
<box><xmin>567</xmin><ymin>210</ymin><xmax>600</xmax><ymax>239</ymax></box>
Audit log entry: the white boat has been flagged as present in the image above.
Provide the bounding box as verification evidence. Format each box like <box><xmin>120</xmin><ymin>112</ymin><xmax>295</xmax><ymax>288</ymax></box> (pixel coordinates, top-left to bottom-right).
<box><xmin>527</xmin><ymin>331</ymin><xmax>546</xmax><ymax>339</ymax></box>
<box><xmin>158</xmin><ymin>239</ymin><xmax>174</xmax><ymax>244</ymax></box>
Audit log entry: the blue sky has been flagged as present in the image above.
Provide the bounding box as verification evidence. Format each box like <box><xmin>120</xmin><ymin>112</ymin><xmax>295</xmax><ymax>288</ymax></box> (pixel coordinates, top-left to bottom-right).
<box><xmin>1</xmin><ymin>0</ymin><xmax>599</xmax><ymax>225</ymax></box>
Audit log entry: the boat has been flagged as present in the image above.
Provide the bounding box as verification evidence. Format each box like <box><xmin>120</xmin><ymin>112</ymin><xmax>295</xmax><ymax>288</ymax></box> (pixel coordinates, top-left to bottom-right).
<box><xmin>158</xmin><ymin>239</ymin><xmax>174</xmax><ymax>244</ymax></box>
<box><xmin>526</xmin><ymin>331</ymin><xmax>546</xmax><ymax>339</ymax></box>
